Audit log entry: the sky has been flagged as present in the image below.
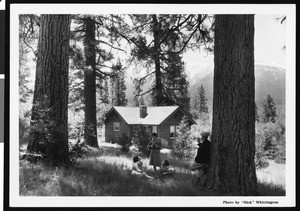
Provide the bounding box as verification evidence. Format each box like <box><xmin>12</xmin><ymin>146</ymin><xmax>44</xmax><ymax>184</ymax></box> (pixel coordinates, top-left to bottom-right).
<box><xmin>182</xmin><ymin>14</ymin><xmax>286</xmax><ymax>78</ymax></box>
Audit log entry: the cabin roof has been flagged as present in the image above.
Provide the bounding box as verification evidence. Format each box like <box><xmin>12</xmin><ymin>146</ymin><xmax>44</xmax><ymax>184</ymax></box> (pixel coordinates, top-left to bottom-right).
<box><xmin>105</xmin><ymin>106</ymin><xmax>196</xmax><ymax>125</ymax></box>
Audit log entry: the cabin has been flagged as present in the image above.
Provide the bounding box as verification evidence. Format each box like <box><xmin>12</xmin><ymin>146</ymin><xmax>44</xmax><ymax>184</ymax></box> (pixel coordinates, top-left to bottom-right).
<box><xmin>104</xmin><ymin>105</ymin><xmax>196</xmax><ymax>147</ymax></box>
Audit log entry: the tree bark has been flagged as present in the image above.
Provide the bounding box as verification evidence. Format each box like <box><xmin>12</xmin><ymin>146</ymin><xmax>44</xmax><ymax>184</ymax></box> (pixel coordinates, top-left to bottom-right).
<box><xmin>83</xmin><ymin>17</ymin><xmax>99</xmax><ymax>148</ymax></box>
<box><xmin>28</xmin><ymin>15</ymin><xmax>71</xmax><ymax>167</ymax></box>
<box><xmin>206</xmin><ymin>15</ymin><xmax>258</xmax><ymax>195</ymax></box>
<box><xmin>152</xmin><ymin>14</ymin><xmax>163</xmax><ymax>106</ymax></box>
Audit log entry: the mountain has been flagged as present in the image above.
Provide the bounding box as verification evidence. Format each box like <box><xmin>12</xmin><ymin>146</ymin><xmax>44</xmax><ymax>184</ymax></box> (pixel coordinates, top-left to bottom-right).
<box><xmin>189</xmin><ymin>64</ymin><xmax>286</xmax><ymax>106</ymax></box>
<box><xmin>126</xmin><ymin>64</ymin><xmax>286</xmax><ymax>107</ymax></box>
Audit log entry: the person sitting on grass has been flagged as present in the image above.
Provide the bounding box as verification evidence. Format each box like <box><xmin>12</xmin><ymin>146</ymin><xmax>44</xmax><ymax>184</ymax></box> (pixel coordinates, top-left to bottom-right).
<box><xmin>160</xmin><ymin>159</ymin><xmax>175</xmax><ymax>179</ymax></box>
<box><xmin>131</xmin><ymin>155</ymin><xmax>153</xmax><ymax>180</ymax></box>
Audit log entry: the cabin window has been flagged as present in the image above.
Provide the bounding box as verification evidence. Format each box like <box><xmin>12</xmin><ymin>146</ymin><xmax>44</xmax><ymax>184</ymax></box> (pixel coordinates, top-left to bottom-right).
<box><xmin>113</xmin><ymin>122</ymin><xmax>120</xmax><ymax>131</ymax></box>
<box><xmin>170</xmin><ymin>126</ymin><xmax>176</xmax><ymax>138</ymax></box>
<box><xmin>152</xmin><ymin>125</ymin><xmax>157</xmax><ymax>134</ymax></box>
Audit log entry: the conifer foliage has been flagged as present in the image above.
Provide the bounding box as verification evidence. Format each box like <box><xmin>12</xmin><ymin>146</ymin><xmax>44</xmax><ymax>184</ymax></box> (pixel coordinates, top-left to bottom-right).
<box><xmin>110</xmin><ymin>60</ymin><xmax>128</xmax><ymax>106</ymax></box>
<box><xmin>263</xmin><ymin>94</ymin><xmax>277</xmax><ymax>123</ymax></box>
<box><xmin>193</xmin><ymin>85</ymin><xmax>209</xmax><ymax>119</ymax></box>
<box><xmin>129</xmin><ymin>14</ymin><xmax>212</xmax><ymax>108</ymax></box>
<box><xmin>172</xmin><ymin>116</ymin><xmax>194</xmax><ymax>158</ymax></box>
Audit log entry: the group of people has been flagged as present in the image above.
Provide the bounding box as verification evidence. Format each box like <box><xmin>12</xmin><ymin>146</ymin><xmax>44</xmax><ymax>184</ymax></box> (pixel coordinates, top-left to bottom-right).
<box><xmin>131</xmin><ymin>131</ymin><xmax>211</xmax><ymax>187</ymax></box>
<box><xmin>131</xmin><ymin>132</ymin><xmax>174</xmax><ymax>180</ymax></box>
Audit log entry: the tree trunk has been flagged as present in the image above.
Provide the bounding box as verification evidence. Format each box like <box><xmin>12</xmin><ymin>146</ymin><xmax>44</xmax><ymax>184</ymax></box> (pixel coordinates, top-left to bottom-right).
<box><xmin>83</xmin><ymin>17</ymin><xmax>99</xmax><ymax>148</ymax></box>
<box><xmin>152</xmin><ymin>14</ymin><xmax>163</xmax><ymax>106</ymax></box>
<box><xmin>27</xmin><ymin>15</ymin><xmax>71</xmax><ymax>167</ymax></box>
<box><xmin>206</xmin><ymin>15</ymin><xmax>257</xmax><ymax>196</ymax></box>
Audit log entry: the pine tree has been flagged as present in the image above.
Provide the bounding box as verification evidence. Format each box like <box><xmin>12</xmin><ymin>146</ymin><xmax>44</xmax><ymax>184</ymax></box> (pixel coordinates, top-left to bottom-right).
<box><xmin>263</xmin><ymin>94</ymin><xmax>277</xmax><ymax>123</ymax></box>
<box><xmin>69</xmin><ymin>14</ymin><xmax>129</xmax><ymax>146</ymax></box>
<box><xmin>27</xmin><ymin>14</ymin><xmax>71</xmax><ymax>167</ymax></box>
<box><xmin>83</xmin><ymin>16</ymin><xmax>99</xmax><ymax>148</ymax></box>
<box><xmin>132</xmin><ymin>77</ymin><xmax>144</xmax><ymax>107</ymax></box>
<box><xmin>207</xmin><ymin>15</ymin><xmax>257</xmax><ymax>195</ymax></box>
<box><xmin>110</xmin><ymin>60</ymin><xmax>128</xmax><ymax>106</ymax></box>
<box><xmin>163</xmin><ymin>53</ymin><xmax>190</xmax><ymax>111</ymax></box>
<box><xmin>193</xmin><ymin>85</ymin><xmax>209</xmax><ymax>119</ymax></box>
<box><xmin>129</xmin><ymin>14</ymin><xmax>212</xmax><ymax>107</ymax></box>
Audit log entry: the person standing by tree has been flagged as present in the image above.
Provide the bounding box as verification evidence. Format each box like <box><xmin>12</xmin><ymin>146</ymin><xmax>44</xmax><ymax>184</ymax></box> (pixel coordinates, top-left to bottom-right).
<box><xmin>190</xmin><ymin>132</ymin><xmax>211</xmax><ymax>186</ymax></box>
<box><xmin>147</xmin><ymin>132</ymin><xmax>162</xmax><ymax>174</ymax></box>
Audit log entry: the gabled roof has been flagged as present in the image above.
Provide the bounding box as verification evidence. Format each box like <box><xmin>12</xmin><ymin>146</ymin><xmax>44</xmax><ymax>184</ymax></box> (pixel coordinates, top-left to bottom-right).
<box><xmin>105</xmin><ymin>106</ymin><xmax>196</xmax><ymax>125</ymax></box>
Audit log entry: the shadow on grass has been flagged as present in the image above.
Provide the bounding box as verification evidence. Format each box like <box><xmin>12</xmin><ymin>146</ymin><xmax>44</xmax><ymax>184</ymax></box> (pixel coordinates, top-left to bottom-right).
<box><xmin>20</xmin><ymin>158</ymin><xmax>216</xmax><ymax>196</ymax></box>
<box><xmin>257</xmin><ymin>182</ymin><xmax>285</xmax><ymax>196</ymax></box>
<box><xmin>19</xmin><ymin>146</ymin><xmax>285</xmax><ymax>196</ymax></box>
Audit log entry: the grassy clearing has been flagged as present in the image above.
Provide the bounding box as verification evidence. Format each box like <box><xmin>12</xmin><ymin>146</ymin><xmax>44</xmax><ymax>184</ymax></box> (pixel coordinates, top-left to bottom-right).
<box><xmin>256</xmin><ymin>160</ymin><xmax>285</xmax><ymax>196</ymax></box>
<box><xmin>20</xmin><ymin>158</ymin><xmax>213</xmax><ymax>196</ymax></box>
<box><xmin>20</xmin><ymin>142</ymin><xmax>285</xmax><ymax>196</ymax></box>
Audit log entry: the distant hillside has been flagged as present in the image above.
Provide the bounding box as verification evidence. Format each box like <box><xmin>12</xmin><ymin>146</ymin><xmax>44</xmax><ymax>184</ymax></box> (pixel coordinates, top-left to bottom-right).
<box><xmin>189</xmin><ymin>64</ymin><xmax>286</xmax><ymax>106</ymax></box>
<box><xmin>126</xmin><ymin>64</ymin><xmax>286</xmax><ymax>107</ymax></box>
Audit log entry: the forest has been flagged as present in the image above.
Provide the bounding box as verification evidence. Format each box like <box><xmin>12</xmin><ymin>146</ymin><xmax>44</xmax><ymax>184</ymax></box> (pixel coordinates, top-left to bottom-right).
<box><xmin>18</xmin><ymin>14</ymin><xmax>286</xmax><ymax>197</ymax></box>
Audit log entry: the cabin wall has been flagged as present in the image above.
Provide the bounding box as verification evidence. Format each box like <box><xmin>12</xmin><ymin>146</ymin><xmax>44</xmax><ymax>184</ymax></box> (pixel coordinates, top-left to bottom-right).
<box><xmin>105</xmin><ymin>111</ymin><xmax>129</xmax><ymax>143</ymax></box>
<box><xmin>159</xmin><ymin>110</ymin><xmax>185</xmax><ymax>146</ymax></box>
<box><xmin>105</xmin><ymin>109</ymin><xmax>194</xmax><ymax>147</ymax></box>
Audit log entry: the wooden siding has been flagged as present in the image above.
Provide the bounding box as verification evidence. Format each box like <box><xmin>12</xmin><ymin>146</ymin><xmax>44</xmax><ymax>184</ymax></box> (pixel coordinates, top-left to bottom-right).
<box><xmin>159</xmin><ymin>110</ymin><xmax>186</xmax><ymax>146</ymax></box>
<box><xmin>105</xmin><ymin>108</ymin><xmax>193</xmax><ymax>147</ymax></box>
<box><xmin>105</xmin><ymin>110</ymin><xmax>129</xmax><ymax>143</ymax></box>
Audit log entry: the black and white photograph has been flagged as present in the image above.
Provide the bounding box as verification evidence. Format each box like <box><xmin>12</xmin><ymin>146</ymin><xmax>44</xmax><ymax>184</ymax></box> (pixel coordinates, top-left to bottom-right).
<box><xmin>9</xmin><ymin>3</ymin><xmax>295</xmax><ymax>207</ymax></box>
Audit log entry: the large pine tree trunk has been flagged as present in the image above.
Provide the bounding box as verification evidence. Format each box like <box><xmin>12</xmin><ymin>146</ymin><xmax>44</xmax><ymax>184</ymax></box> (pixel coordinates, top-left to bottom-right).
<box><xmin>83</xmin><ymin>17</ymin><xmax>99</xmax><ymax>148</ymax></box>
<box><xmin>152</xmin><ymin>14</ymin><xmax>163</xmax><ymax>106</ymax></box>
<box><xmin>27</xmin><ymin>15</ymin><xmax>71</xmax><ymax>167</ymax></box>
<box><xmin>206</xmin><ymin>15</ymin><xmax>257</xmax><ymax>195</ymax></box>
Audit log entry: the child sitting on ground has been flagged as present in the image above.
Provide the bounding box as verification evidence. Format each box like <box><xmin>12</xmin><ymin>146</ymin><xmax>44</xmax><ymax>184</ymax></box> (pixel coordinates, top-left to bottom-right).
<box><xmin>161</xmin><ymin>159</ymin><xmax>175</xmax><ymax>178</ymax></box>
<box><xmin>131</xmin><ymin>155</ymin><xmax>153</xmax><ymax>180</ymax></box>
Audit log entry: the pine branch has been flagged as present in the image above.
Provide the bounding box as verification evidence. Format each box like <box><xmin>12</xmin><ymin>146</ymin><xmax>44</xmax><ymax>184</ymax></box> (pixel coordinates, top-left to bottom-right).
<box><xmin>138</xmin><ymin>71</ymin><xmax>155</xmax><ymax>82</ymax></box>
<box><xmin>132</xmin><ymin>20</ymin><xmax>152</xmax><ymax>31</ymax></box>
<box><xmin>22</xmin><ymin>36</ymin><xmax>37</xmax><ymax>57</ymax></box>
<box><xmin>95</xmin><ymin>68</ymin><xmax>114</xmax><ymax>78</ymax></box>
<box><xmin>158</xmin><ymin>15</ymin><xmax>193</xmax><ymax>46</ymax></box>
<box><xmin>136</xmin><ymin>88</ymin><xmax>155</xmax><ymax>97</ymax></box>
<box><xmin>162</xmin><ymin>15</ymin><xmax>209</xmax><ymax>55</ymax></box>
<box><xmin>96</xmin><ymin>40</ymin><xmax>125</xmax><ymax>52</ymax></box>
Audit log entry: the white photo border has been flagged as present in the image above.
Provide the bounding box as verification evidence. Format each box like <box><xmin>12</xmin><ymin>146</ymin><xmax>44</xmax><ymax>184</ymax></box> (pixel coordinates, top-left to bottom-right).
<box><xmin>10</xmin><ymin>3</ymin><xmax>296</xmax><ymax>207</ymax></box>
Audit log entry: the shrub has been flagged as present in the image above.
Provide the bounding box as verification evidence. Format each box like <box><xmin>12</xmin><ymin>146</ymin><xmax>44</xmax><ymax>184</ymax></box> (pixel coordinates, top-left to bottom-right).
<box><xmin>132</xmin><ymin>126</ymin><xmax>151</xmax><ymax>155</ymax></box>
<box><xmin>255</xmin><ymin>122</ymin><xmax>286</xmax><ymax>165</ymax></box>
<box><xmin>69</xmin><ymin>121</ymin><xmax>84</xmax><ymax>143</ymax></box>
<box><xmin>69</xmin><ymin>141</ymin><xmax>89</xmax><ymax>163</ymax></box>
<box><xmin>118</xmin><ymin>133</ymin><xmax>131</xmax><ymax>154</ymax></box>
<box><xmin>255</xmin><ymin>133</ymin><xmax>269</xmax><ymax>169</ymax></box>
<box><xmin>172</xmin><ymin>116</ymin><xmax>195</xmax><ymax>159</ymax></box>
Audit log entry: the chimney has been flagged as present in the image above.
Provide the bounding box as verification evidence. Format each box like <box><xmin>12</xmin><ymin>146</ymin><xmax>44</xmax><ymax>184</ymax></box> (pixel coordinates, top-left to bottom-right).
<box><xmin>139</xmin><ymin>96</ymin><xmax>147</xmax><ymax>118</ymax></box>
<box><xmin>140</xmin><ymin>105</ymin><xmax>147</xmax><ymax>118</ymax></box>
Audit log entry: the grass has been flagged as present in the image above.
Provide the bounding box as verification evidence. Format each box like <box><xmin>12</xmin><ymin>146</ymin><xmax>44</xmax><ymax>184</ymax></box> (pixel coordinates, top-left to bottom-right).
<box><xmin>19</xmin><ymin>142</ymin><xmax>285</xmax><ymax>196</ymax></box>
<box><xmin>256</xmin><ymin>160</ymin><xmax>285</xmax><ymax>196</ymax></box>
